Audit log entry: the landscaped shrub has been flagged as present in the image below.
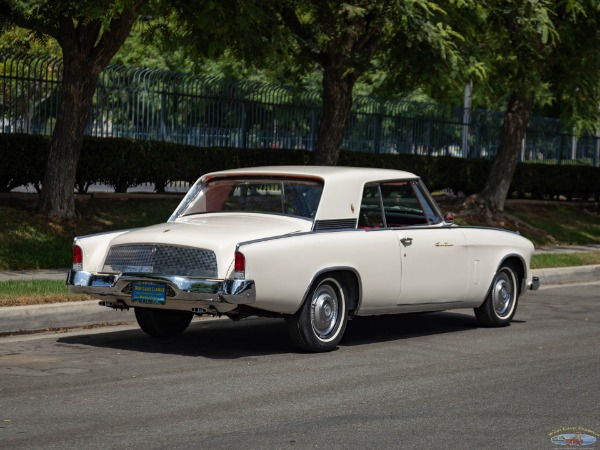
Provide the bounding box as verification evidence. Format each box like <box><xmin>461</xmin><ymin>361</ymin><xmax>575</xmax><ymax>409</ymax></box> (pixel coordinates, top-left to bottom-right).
<box><xmin>1</xmin><ymin>133</ymin><xmax>599</xmax><ymax>200</ymax></box>
<box><xmin>0</xmin><ymin>133</ymin><xmax>49</xmax><ymax>192</ymax></box>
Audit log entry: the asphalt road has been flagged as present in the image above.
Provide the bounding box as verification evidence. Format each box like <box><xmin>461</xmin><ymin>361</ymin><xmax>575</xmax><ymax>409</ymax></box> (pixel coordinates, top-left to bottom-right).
<box><xmin>1</xmin><ymin>282</ymin><xmax>599</xmax><ymax>450</ymax></box>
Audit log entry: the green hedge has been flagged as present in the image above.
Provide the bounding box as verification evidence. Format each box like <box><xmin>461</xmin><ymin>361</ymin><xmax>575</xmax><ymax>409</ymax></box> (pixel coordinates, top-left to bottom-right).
<box><xmin>1</xmin><ymin>133</ymin><xmax>599</xmax><ymax>200</ymax></box>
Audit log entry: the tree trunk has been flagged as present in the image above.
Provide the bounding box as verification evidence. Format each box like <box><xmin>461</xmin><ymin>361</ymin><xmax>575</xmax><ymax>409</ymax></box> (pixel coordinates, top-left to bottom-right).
<box><xmin>313</xmin><ymin>65</ymin><xmax>357</xmax><ymax>166</ymax></box>
<box><xmin>467</xmin><ymin>92</ymin><xmax>534</xmax><ymax>217</ymax></box>
<box><xmin>38</xmin><ymin>62</ymin><xmax>98</xmax><ymax>220</ymax></box>
<box><xmin>35</xmin><ymin>3</ymin><xmax>143</xmax><ymax>220</ymax></box>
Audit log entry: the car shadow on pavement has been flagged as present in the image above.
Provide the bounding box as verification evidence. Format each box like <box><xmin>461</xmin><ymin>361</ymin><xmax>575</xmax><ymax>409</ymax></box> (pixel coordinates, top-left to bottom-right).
<box><xmin>58</xmin><ymin>318</ymin><xmax>294</xmax><ymax>359</ymax></box>
<box><xmin>341</xmin><ymin>311</ymin><xmax>479</xmax><ymax>347</ymax></box>
<box><xmin>57</xmin><ymin>310</ymin><xmax>482</xmax><ymax>358</ymax></box>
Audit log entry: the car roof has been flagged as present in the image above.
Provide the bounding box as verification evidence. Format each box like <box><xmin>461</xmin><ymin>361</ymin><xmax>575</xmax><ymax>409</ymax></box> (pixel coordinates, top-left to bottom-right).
<box><xmin>200</xmin><ymin>166</ymin><xmax>421</xmax><ymax>221</ymax></box>
<box><xmin>201</xmin><ymin>166</ymin><xmax>418</xmax><ymax>185</ymax></box>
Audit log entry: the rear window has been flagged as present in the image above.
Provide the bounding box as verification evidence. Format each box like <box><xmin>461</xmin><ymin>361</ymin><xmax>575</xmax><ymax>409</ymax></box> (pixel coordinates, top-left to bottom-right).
<box><xmin>177</xmin><ymin>177</ymin><xmax>323</xmax><ymax>219</ymax></box>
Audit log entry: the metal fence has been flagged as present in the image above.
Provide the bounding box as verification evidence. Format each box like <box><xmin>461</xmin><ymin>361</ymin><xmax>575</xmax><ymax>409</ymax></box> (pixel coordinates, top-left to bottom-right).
<box><xmin>1</xmin><ymin>51</ymin><xmax>599</xmax><ymax>167</ymax></box>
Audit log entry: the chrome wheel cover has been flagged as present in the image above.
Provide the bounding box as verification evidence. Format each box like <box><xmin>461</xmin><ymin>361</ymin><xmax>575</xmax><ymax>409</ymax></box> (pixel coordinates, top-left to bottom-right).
<box><xmin>492</xmin><ymin>270</ymin><xmax>515</xmax><ymax>318</ymax></box>
<box><xmin>310</xmin><ymin>283</ymin><xmax>339</xmax><ymax>339</ymax></box>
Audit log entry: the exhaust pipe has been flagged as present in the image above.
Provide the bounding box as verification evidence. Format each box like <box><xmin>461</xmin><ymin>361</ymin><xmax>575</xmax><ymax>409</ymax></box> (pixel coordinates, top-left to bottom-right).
<box><xmin>99</xmin><ymin>300</ymin><xmax>129</xmax><ymax>311</ymax></box>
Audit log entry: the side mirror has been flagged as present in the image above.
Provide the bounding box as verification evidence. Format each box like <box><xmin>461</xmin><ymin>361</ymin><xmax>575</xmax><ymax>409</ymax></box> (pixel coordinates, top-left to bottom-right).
<box><xmin>444</xmin><ymin>212</ymin><xmax>455</xmax><ymax>224</ymax></box>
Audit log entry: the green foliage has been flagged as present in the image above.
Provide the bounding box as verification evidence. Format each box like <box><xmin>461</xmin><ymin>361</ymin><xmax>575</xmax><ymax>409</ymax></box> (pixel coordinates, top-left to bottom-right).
<box><xmin>110</xmin><ymin>11</ymin><xmax>195</xmax><ymax>72</ymax></box>
<box><xmin>512</xmin><ymin>163</ymin><xmax>600</xmax><ymax>201</ymax></box>
<box><xmin>0</xmin><ymin>25</ymin><xmax>61</xmax><ymax>57</ymax></box>
<box><xmin>2</xmin><ymin>133</ymin><xmax>599</xmax><ymax>200</ymax></box>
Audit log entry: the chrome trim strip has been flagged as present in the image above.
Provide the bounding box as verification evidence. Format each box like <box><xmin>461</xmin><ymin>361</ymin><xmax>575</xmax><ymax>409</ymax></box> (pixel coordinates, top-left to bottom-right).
<box><xmin>235</xmin><ymin>222</ymin><xmax>466</xmax><ymax>251</ymax></box>
<box><xmin>66</xmin><ymin>270</ymin><xmax>255</xmax><ymax>305</ymax></box>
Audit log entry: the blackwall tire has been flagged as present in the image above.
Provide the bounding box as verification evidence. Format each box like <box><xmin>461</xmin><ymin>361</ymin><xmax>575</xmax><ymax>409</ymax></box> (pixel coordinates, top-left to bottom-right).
<box><xmin>134</xmin><ymin>308</ymin><xmax>193</xmax><ymax>338</ymax></box>
<box><xmin>286</xmin><ymin>276</ymin><xmax>348</xmax><ymax>352</ymax></box>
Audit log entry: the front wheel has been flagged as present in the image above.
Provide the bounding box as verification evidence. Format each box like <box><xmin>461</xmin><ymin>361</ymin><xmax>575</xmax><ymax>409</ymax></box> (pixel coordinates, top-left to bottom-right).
<box><xmin>135</xmin><ymin>308</ymin><xmax>193</xmax><ymax>338</ymax></box>
<box><xmin>286</xmin><ymin>276</ymin><xmax>348</xmax><ymax>352</ymax></box>
<box><xmin>475</xmin><ymin>264</ymin><xmax>519</xmax><ymax>327</ymax></box>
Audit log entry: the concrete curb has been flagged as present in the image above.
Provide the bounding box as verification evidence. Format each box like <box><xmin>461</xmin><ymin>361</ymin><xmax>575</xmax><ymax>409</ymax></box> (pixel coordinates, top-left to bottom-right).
<box><xmin>0</xmin><ymin>301</ymin><xmax>134</xmax><ymax>334</ymax></box>
<box><xmin>532</xmin><ymin>265</ymin><xmax>600</xmax><ymax>286</ymax></box>
<box><xmin>0</xmin><ymin>269</ymin><xmax>69</xmax><ymax>282</ymax></box>
<box><xmin>0</xmin><ymin>265</ymin><xmax>598</xmax><ymax>335</ymax></box>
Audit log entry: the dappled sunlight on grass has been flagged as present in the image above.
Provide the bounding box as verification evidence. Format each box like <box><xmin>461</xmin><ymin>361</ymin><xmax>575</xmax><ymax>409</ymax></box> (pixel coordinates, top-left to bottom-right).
<box><xmin>506</xmin><ymin>203</ymin><xmax>600</xmax><ymax>245</ymax></box>
<box><xmin>11</xmin><ymin>225</ymin><xmax>54</xmax><ymax>242</ymax></box>
<box><xmin>0</xmin><ymin>196</ymin><xmax>181</xmax><ymax>270</ymax></box>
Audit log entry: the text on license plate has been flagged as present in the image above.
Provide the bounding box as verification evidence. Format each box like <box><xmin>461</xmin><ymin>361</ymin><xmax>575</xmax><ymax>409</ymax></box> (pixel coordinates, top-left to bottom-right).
<box><xmin>131</xmin><ymin>283</ymin><xmax>167</xmax><ymax>305</ymax></box>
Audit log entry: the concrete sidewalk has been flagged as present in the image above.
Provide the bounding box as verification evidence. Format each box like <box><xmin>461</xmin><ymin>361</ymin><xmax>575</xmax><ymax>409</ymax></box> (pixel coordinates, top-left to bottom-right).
<box><xmin>1</xmin><ymin>246</ymin><xmax>599</xmax><ymax>335</ymax></box>
<box><xmin>534</xmin><ymin>244</ymin><xmax>600</xmax><ymax>254</ymax></box>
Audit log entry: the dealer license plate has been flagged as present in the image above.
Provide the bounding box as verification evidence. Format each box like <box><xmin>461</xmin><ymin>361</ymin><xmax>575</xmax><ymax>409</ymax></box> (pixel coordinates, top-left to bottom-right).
<box><xmin>131</xmin><ymin>283</ymin><xmax>167</xmax><ymax>305</ymax></box>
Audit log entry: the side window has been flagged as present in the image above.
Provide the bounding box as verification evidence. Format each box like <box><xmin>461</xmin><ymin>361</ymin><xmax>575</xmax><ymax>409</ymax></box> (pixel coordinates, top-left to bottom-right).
<box><xmin>380</xmin><ymin>182</ymin><xmax>429</xmax><ymax>227</ymax></box>
<box><xmin>358</xmin><ymin>185</ymin><xmax>384</xmax><ymax>228</ymax></box>
<box><xmin>358</xmin><ymin>180</ymin><xmax>440</xmax><ymax>228</ymax></box>
<box><xmin>413</xmin><ymin>181</ymin><xmax>442</xmax><ymax>224</ymax></box>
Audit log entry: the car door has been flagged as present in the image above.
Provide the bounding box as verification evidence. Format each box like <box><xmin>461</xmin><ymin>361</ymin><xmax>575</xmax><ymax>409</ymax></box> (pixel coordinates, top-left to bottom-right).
<box><xmin>396</xmin><ymin>227</ymin><xmax>468</xmax><ymax>305</ymax></box>
<box><xmin>362</xmin><ymin>180</ymin><xmax>469</xmax><ymax>306</ymax></box>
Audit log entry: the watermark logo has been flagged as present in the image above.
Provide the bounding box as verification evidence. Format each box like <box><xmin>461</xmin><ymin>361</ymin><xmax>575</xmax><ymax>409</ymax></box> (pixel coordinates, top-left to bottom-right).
<box><xmin>549</xmin><ymin>427</ymin><xmax>599</xmax><ymax>447</ymax></box>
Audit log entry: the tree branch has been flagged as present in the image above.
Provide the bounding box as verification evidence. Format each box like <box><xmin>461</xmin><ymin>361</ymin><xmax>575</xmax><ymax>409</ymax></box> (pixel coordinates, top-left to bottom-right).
<box><xmin>278</xmin><ymin>4</ymin><xmax>324</xmax><ymax>65</ymax></box>
<box><xmin>93</xmin><ymin>0</ymin><xmax>146</xmax><ymax>65</ymax></box>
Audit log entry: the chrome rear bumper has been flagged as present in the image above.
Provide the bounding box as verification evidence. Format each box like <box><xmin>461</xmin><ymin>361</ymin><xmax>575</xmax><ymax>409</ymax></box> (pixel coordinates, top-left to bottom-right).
<box><xmin>66</xmin><ymin>270</ymin><xmax>255</xmax><ymax>305</ymax></box>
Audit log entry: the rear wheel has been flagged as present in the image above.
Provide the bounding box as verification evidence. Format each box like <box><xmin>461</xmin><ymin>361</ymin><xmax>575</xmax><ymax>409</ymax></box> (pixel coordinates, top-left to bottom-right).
<box><xmin>286</xmin><ymin>276</ymin><xmax>348</xmax><ymax>352</ymax></box>
<box><xmin>134</xmin><ymin>308</ymin><xmax>193</xmax><ymax>338</ymax></box>
<box><xmin>475</xmin><ymin>264</ymin><xmax>519</xmax><ymax>327</ymax></box>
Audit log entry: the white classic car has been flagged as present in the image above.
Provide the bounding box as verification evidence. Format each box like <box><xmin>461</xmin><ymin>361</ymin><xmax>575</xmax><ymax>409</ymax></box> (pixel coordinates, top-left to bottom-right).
<box><xmin>68</xmin><ymin>166</ymin><xmax>539</xmax><ymax>352</ymax></box>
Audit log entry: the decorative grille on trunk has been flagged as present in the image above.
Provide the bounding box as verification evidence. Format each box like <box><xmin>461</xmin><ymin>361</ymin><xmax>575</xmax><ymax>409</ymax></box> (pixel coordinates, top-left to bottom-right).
<box><xmin>102</xmin><ymin>244</ymin><xmax>217</xmax><ymax>277</ymax></box>
<box><xmin>313</xmin><ymin>218</ymin><xmax>358</xmax><ymax>231</ymax></box>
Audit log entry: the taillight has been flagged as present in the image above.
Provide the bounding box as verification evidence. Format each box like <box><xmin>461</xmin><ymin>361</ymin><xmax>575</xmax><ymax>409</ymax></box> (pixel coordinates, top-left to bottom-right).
<box><xmin>234</xmin><ymin>251</ymin><xmax>245</xmax><ymax>278</ymax></box>
<box><xmin>73</xmin><ymin>245</ymin><xmax>83</xmax><ymax>270</ymax></box>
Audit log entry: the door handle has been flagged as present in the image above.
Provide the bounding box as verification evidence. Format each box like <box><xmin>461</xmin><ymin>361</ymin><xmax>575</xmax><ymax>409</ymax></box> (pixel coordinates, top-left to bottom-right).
<box><xmin>400</xmin><ymin>237</ymin><xmax>413</xmax><ymax>246</ymax></box>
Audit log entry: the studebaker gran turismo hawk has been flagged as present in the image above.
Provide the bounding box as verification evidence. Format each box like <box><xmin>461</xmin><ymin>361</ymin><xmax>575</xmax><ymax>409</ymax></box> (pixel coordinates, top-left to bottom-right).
<box><xmin>67</xmin><ymin>166</ymin><xmax>539</xmax><ymax>352</ymax></box>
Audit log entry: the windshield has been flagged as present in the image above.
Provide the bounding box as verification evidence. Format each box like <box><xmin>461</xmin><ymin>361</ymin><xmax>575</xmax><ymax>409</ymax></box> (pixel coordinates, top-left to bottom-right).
<box><xmin>174</xmin><ymin>176</ymin><xmax>323</xmax><ymax>220</ymax></box>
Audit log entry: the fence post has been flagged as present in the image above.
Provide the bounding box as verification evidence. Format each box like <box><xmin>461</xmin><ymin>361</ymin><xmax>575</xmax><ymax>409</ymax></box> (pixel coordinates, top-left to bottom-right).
<box><xmin>241</xmin><ymin>101</ymin><xmax>247</xmax><ymax>149</ymax></box>
<box><xmin>372</xmin><ymin>112</ymin><xmax>380</xmax><ymax>154</ymax></box>
<box><xmin>160</xmin><ymin>91</ymin><xmax>167</xmax><ymax>141</ymax></box>
<box><xmin>310</xmin><ymin>108</ymin><xmax>317</xmax><ymax>152</ymax></box>
<box><xmin>425</xmin><ymin>120</ymin><xmax>432</xmax><ymax>155</ymax></box>
<box><xmin>557</xmin><ymin>133</ymin><xmax>562</xmax><ymax>165</ymax></box>
<box><xmin>594</xmin><ymin>132</ymin><xmax>600</xmax><ymax>168</ymax></box>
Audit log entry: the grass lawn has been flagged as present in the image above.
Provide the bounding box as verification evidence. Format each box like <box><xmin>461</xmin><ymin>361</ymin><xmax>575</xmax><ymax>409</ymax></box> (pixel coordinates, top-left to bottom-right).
<box><xmin>0</xmin><ymin>195</ymin><xmax>599</xmax><ymax>307</ymax></box>
<box><xmin>0</xmin><ymin>280</ymin><xmax>89</xmax><ymax>307</ymax></box>
<box><xmin>437</xmin><ymin>198</ymin><xmax>600</xmax><ymax>247</ymax></box>
<box><xmin>530</xmin><ymin>251</ymin><xmax>600</xmax><ymax>269</ymax></box>
<box><xmin>1</xmin><ymin>195</ymin><xmax>599</xmax><ymax>271</ymax></box>
<box><xmin>506</xmin><ymin>203</ymin><xmax>600</xmax><ymax>246</ymax></box>
<box><xmin>0</xmin><ymin>195</ymin><xmax>182</xmax><ymax>270</ymax></box>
